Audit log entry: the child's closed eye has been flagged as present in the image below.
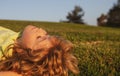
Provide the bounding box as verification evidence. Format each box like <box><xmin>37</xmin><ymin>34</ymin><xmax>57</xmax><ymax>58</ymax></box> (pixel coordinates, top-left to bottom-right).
<box><xmin>37</xmin><ymin>36</ymin><xmax>42</xmax><ymax>39</ymax></box>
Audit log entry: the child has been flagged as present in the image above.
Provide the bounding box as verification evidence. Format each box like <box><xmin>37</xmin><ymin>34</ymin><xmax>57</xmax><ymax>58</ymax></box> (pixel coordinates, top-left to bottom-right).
<box><xmin>0</xmin><ymin>25</ymin><xmax>79</xmax><ymax>76</ymax></box>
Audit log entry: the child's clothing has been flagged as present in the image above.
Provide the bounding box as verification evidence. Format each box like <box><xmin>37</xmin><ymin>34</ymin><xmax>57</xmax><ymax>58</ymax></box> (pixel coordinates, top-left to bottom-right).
<box><xmin>0</xmin><ymin>26</ymin><xmax>19</xmax><ymax>60</ymax></box>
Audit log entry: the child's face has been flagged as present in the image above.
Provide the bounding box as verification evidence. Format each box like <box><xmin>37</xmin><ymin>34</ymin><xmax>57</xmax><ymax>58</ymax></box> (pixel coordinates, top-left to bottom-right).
<box><xmin>21</xmin><ymin>25</ymin><xmax>53</xmax><ymax>50</ymax></box>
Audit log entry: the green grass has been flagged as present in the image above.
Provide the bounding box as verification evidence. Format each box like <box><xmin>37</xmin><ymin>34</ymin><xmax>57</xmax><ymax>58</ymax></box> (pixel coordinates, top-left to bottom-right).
<box><xmin>0</xmin><ymin>20</ymin><xmax>120</xmax><ymax>76</ymax></box>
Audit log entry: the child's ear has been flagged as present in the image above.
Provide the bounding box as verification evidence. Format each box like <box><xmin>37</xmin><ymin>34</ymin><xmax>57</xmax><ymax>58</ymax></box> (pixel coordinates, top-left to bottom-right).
<box><xmin>49</xmin><ymin>36</ymin><xmax>73</xmax><ymax>52</ymax></box>
<box><xmin>60</xmin><ymin>40</ymin><xmax>73</xmax><ymax>52</ymax></box>
<box><xmin>49</xmin><ymin>36</ymin><xmax>61</xmax><ymax>46</ymax></box>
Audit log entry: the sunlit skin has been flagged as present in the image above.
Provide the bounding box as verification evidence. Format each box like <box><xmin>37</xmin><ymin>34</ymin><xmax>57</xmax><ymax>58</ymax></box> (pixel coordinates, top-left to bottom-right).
<box><xmin>21</xmin><ymin>25</ymin><xmax>53</xmax><ymax>50</ymax></box>
<box><xmin>0</xmin><ymin>71</ymin><xmax>22</xmax><ymax>76</ymax></box>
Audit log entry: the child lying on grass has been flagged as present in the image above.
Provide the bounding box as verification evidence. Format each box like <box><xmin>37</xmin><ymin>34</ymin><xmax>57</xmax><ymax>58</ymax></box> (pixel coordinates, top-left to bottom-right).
<box><xmin>0</xmin><ymin>25</ymin><xmax>79</xmax><ymax>76</ymax></box>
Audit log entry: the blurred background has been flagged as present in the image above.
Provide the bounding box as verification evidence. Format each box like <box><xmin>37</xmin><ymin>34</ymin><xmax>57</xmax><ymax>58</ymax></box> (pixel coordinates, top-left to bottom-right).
<box><xmin>0</xmin><ymin>0</ymin><xmax>120</xmax><ymax>27</ymax></box>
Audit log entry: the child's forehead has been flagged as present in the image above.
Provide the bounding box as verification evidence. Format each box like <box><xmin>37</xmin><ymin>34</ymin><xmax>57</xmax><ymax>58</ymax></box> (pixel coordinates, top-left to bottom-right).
<box><xmin>24</xmin><ymin>25</ymin><xmax>47</xmax><ymax>34</ymax></box>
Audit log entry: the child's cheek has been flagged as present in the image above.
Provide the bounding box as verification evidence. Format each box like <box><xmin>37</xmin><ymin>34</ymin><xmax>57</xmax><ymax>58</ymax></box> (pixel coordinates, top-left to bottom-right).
<box><xmin>21</xmin><ymin>32</ymin><xmax>36</xmax><ymax>49</ymax></box>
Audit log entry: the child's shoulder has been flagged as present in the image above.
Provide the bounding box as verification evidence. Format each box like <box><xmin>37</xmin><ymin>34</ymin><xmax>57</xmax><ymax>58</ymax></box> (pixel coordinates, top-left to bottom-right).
<box><xmin>0</xmin><ymin>26</ymin><xmax>18</xmax><ymax>44</ymax></box>
<box><xmin>0</xmin><ymin>26</ymin><xmax>13</xmax><ymax>31</ymax></box>
<box><xmin>0</xmin><ymin>26</ymin><xmax>19</xmax><ymax>60</ymax></box>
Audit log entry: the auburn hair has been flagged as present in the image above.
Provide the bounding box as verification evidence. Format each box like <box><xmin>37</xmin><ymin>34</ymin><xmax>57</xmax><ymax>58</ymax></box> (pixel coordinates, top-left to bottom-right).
<box><xmin>0</xmin><ymin>36</ymin><xmax>79</xmax><ymax>76</ymax></box>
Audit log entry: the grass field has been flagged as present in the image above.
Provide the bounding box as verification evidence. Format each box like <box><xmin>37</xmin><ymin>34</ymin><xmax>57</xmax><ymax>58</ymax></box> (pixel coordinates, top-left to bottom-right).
<box><xmin>0</xmin><ymin>20</ymin><xmax>120</xmax><ymax>76</ymax></box>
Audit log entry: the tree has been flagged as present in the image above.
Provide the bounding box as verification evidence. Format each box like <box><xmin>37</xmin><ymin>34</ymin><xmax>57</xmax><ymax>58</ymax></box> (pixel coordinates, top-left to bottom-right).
<box><xmin>66</xmin><ymin>6</ymin><xmax>85</xmax><ymax>24</ymax></box>
<box><xmin>118</xmin><ymin>0</ymin><xmax>120</xmax><ymax>7</ymax></box>
<box><xmin>97</xmin><ymin>14</ymin><xmax>107</xmax><ymax>26</ymax></box>
<box><xmin>106</xmin><ymin>0</ymin><xmax>120</xmax><ymax>27</ymax></box>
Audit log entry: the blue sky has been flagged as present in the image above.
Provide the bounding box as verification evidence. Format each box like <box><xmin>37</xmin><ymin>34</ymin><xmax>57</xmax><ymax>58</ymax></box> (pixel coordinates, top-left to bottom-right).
<box><xmin>0</xmin><ymin>0</ymin><xmax>117</xmax><ymax>25</ymax></box>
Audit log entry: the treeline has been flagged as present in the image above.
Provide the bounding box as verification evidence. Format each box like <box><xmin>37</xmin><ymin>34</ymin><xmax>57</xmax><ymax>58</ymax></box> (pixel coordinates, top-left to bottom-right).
<box><xmin>63</xmin><ymin>0</ymin><xmax>120</xmax><ymax>27</ymax></box>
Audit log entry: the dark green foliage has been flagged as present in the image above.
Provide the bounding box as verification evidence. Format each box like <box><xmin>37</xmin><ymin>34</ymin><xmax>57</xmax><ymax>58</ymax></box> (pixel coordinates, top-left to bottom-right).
<box><xmin>97</xmin><ymin>0</ymin><xmax>120</xmax><ymax>27</ymax></box>
<box><xmin>66</xmin><ymin>6</ymin><xmax>85</xmax><ymax>24</ymax></box>
<box><xmin>107</xmin><ymin>0</ymin><xmax>120</xmax><ymax>27</ymax></box>
<box><xmin>107</xmin><ymin>6</ymin><xmax>120</xmax><ymax>27</ymax></box>
<box><xmin>97</xmin><ymin>14</ymin><xmax>107</xmax><ymax>26</ymax></box>
<box><xmin>0</xmin><ymin>20</ymin><xmax>120</xmax><ymax>76</ymax></box>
